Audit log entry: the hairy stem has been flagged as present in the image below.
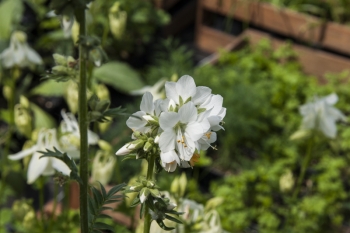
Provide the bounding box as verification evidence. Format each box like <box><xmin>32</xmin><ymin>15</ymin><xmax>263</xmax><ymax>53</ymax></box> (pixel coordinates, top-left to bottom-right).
<box><xmin>75</xmin><ymin>8</ymin><xmax>89</xmax><ymax>233</ymax></box>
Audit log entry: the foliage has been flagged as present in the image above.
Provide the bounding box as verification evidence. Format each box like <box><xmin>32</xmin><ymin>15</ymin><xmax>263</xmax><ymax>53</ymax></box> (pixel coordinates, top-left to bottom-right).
<box><xmin>88</xmin><ymin>182</ymin><xmax>126</xmax><ymax>233</ymax></box>
<box><xmin>195</xmin><ymin>39</ymin><xmax>313</xmax><ymax>169</ymax></box>
<box><xmin>199</xmin><ymin>40</ymin><xmax>350</xmax><ymax>232</ymax></box>
<box><xmin>261</xmin><ymin>0</ymin><xmax>350</xmax><ymax>24</ymax></box>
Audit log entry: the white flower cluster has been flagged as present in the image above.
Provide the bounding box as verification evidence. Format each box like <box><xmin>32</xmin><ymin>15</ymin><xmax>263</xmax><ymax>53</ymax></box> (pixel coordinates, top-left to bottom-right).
<box><xmin>116</xmin><ymin>75</ymin><xmax>226</xmax><ymax>172</ymax></box>
<box><xmin>299</xmin><ymin>93</ymin><xmax>347</xmax><ymax>138</ymax></box>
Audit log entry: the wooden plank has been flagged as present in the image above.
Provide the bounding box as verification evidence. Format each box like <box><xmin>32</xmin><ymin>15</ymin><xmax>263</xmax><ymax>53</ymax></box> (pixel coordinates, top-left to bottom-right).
<box><xmin>200</xmin><ymin>0</ymin><xmax>350</xmax><ymax>55</ymax></box>
<box><xmin>245</xmin><ymin>29</ymin><xmax>350</xmax><ymax>78</ymax></box>
<box><xmin>196</xmin><ymin>25</ymin><xmax>237</xmax><ymax>53</ymax></box>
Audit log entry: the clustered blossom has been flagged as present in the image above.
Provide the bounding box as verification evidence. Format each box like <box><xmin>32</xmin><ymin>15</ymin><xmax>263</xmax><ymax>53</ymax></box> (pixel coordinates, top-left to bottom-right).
<box><xmin>116</xmin><ymin>75</ymin><xmax>226</xmax><ymax>172</ymax></box>
<box><xmin>299</xmin><ymin>93</ymin><xmax>347</xmax><ymax>138</ymax></box>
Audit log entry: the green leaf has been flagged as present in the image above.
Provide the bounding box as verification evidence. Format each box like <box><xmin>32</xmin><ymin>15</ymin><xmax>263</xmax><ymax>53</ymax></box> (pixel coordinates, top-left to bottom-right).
<box><xmin>93</xmin><ymin>222</ymin><xmax>114</xmax><ymax>231</ymax></box>
<box><xmin>92</xmin><ymin>186</ymin><xmax>104</xmax><ymax>206</ymax></box>
<box><xmin>107</xmin><ymin>183</ymin><xmax>126</xmax><ymax>198</ymax></box>
<box><xmin>93</xmin><ymin>62</ymin><xmax>144</xmax><ymax>93</ymax></box>
<box><xmin>0</xmin><ymin>0</ymin><xmax>23</xmax><ymax>39</ymax></box>
<box><xmin>39</xmin><ymin>147</ymin><xmax>82</xmax><ymax>184</ymax></box>
<box><xmin>165</xmin><ymin>214</ymin><xmax>183</xmax><ymax>224</ymax></box>
<box><xmin>30</xmin><ymin>80</ymin><xmax>69</xmax><ymax>97</ymax></box>
<box><xmin>30</xmin><ymin>102</ymin><xmax>56</xmax><ymax>129</ymax></box>
<box><xmin>156</xmin><ymin>219</ymin><xmax>175</xmax><ymax>231</ymax></box>
<box><xmin>0</xmin><ymin>109</ymin><xmax>11</xmax><ymax>124</ymax></box>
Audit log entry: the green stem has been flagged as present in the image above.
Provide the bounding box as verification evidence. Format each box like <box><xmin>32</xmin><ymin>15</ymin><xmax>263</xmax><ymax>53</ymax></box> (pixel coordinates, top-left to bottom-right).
<box><xmin>75</xmin><ymin>8</ymin><xmax>89</xmax><ymax>233</ymax></box>
<box><xmin>39</xmin><ymin>177</ymin><xmax>45</xmax><ymax>231</ymax></box>
<box><xmin>144</xmin><ymin>155</ymin><xmax>155</xmax><ymax>233</ymax></box>
<box><xmin>0</xmin><ymin>70</ymin><xmax>16</xmax><ymax>205</ymax></box>
<box><xmin>49</xmin><ymin>183</ymin><xmax>58</xmax><ymax>231</ymax></box>
<box><xmin>293</xmin><ymin>135</ymin><xmax>314</xmax><ymax>200</ymax></box>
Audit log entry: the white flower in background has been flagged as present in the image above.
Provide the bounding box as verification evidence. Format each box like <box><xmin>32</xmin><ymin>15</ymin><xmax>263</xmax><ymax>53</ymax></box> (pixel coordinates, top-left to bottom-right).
<box><xmin>59</xmin><ymin>110</ymin><xmax>99</xmax><ymax>158</ymax></box>
<box><xmin>299</xmin><ymin>93</ymin><xmax>347</xmax><ymax>138</ymax></box>
<box><xmin>91</xmin><ymin>151</ymin><xmax>116</xmax><ymax>186</ymax></box>
<box><xmin>0</xmin><ymin>31</ymin><xmax>42</xmax><ymax>68</ymax></box>
<box><xmin>8</xmin><ymin>129</ymin><xmax>70</xmax><ymax>184</ymax></box>
<box><xmin>109</xmin><ymin>2</ymin><xmax>127</xmax><ymax>40</ymax></box>
<box><xmin>130</xmin><ymin>79</ymin><xmax>166</xmax><ymax>101</ymax></box>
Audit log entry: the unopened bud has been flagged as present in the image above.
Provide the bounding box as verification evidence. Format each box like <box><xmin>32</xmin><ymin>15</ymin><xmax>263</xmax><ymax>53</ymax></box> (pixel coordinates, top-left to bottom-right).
<box><xmin>53</xmin><ymin>53</ymin><xmax>67</xmax><ymax>66</ymax></box>
<box><xmin>97</xmin><ymin>140</ymin><xmax>112</xmax><ymax>152</ymax></box>
<box><xmin>95</xmin><ymin>99</ymin><xmax>110</xmax><ymax>112</ymax></box>
<box><xmin>96</xmin><ymin>84</ymin><xmax>110</xmax><ymax>101</ymax></box>
<box><xmin>2</xmin><ymin>85</ymin><xmax>12</xmax><ymax>101</ymax></box>
<box><xmin>20</xmin><ymin>95</ymin><xmax>30</xmax><ymax>109</ymax></box>
<box><xmin>139</xmin><ymin>187</ymin><xmax>150</xmax><ymax>203</ymax></box>
<box><xmin>143</xmin><ymin>141</ymin><xmax>152</xmax><ymax>152</ymax></box>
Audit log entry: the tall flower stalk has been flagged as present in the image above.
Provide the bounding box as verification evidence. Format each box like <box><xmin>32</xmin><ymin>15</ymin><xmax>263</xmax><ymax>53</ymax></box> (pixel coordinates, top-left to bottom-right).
<box><xmin>75</xmin><ymin>7</ymin><xmax>89</xmax><ymax>233</ymax></box>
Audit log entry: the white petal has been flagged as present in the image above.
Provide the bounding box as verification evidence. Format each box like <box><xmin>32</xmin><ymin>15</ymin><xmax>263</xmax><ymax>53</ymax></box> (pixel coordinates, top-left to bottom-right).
<box><xmin>324</xmin><ymin>93</ymin><xmax>338</xmax><ymax>105</ymax></box>
<box><xmin>186</xmin><ymin>122</ymin><xmax>205</xmax><ymax>141</ymax></box>
<box><xmin>159</xmin><ymin>112</ymin><xmax>179</xmax><ymax>130</ymax></box>
<box><xmin>52</xmin><ymin>157</ymin><xmax>71</xmax><ymax>175</ymax></box>
<box><xmin>126</xmin><ymin>111</ymin><xmax>147</xmax><ymax>130</ymax></box>
<box><xmin>179</xmin><ymin>102</ymin><xmax>197</xmax><ymax>123</ymax></box>
<box><xmin>218</xmin><ymin>107</ymin><xmax>226</xmax><ymax>119</ymax></box>
<box><xmin>165</xmin><ymin>82</ymin><xmax>178</xmax><ymax>104</ymax></box>
<box><xmin>319</xmin><ymin>116</ymin><xmax>336</xmax><ymax>138</ymax></box>
<box><xmin>88</xmin><ymin>130</ymin><xmax>99</xmax><ymax>145</ymax></box>
<box><xmin>163</xmin><ymin>162</ymin><xmax>177</xmax><ymax>172</ymax></box>
<box><xmin>160</xmin><ymin>150</ymin><xmax>178</xmax><ymax>163</ymax></box>
<box><xmin>209</xmin><ymin>95</ymin><xmax>224</xmax><ymax>116</ymax></box>
<box><xmin>24</xmin><ymin>45</ymin><xmax>42</xmax><ymax>64</ymax></box>
<box><xmin>176</xmin><ymin>75</ymin><xmax>196</xmax><ymax>101</ymax></box>
<box><xmin>8</xmin><ymin>145</ymin><xmax>38</xmax><ymax>160</ymax></box>
<box><xmin>27</xmin><ymin>152</ymin><xmax>49</xmax><ymax>184</ymax></box>
<box><xmin>193</xmin><ymin>86</ymin><xmax>211</xmax><ymax>105</ymax></box>
<box><xmin>159</xmin><ymin>130</ymin><xmax>176</xmax><ymax>152</ymax></box>
<box><xmin>140</xmin><ymin>92</ymin><xmax>154</xmax><ymax>114</ymax></box>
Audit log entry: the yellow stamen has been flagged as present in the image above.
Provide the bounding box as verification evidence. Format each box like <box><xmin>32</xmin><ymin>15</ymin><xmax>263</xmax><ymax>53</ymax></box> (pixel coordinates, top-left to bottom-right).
<box><xmin>190</xmin><ymin>153</ymin><xmax>200</xmax><ymax>167</ymax></box>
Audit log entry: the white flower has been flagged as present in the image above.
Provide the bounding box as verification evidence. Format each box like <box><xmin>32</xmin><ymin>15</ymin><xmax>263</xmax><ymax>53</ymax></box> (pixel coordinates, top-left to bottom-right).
<box><xmin>0</xmin><ymin>31</ymin><xmax>42</xmax><ymax>68</ymax></box>
<box><xmin>8</xmin><ymin>129</ymin><xmax>70</xmax><ymax>184</ymax></box>
<box><xmin>159</xmin><ymin>102</ymin><xmax>210</xmax><ymax>164</ymax></box>
<box><xmin>299</xmin><ymin>93</ymin><xmax>347</xmax><ymax>138</ymax></box>
<box><xmin>59</xmin><ymin>110</ymin><xmax>99</xmax><ymax>158</ymax></box>
<box><xmin>130</xmin><ymin>79</ymin><xmax>166</xmax><ymax>101</ymax></box>
<box><xmin>91</xmin><ymin>151</ymin><xmax>116</xmax><ymax>186</ymax></box>
<box><xmin>126</xmin><ymin>92</ymin><xmax>164</xmax><ymax>134</ymax></box>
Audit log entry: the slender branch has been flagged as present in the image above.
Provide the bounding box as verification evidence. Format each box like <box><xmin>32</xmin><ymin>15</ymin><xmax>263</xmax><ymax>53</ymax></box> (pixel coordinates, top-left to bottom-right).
<box><xmin>75</xmin><ymin>7</ymin><xmax>89</xmax><ymax>233</ymax></box>
<box><xmin>293</xmin><ymin>134</ymin><xmax>314</xmax><ymax>200</ymax></box>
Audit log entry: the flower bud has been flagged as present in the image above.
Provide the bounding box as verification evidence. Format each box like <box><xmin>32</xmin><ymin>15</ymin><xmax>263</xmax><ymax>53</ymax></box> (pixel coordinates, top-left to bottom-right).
<box><xmin>109</xmin><ymin>2</ymin><xmax>127</xmax><ymax>40</ymax></box>
<box><xmin>115</xmin><ymin>139</ymin><xmax>144</xmax><ymax>156</ymax></box>
<box><xmin>97</xmin><ymin>140</ymin><xmax>112</xmax><ymax>152</ymax></box>
<box><xmin>143</xmin><ymin>141</ymin><xmax>152</xmax><ymax>152</ymax></box>
<box><xmin>23</xmin><ymin>210</ymin><xmax>35</xmax><ymax>231</ymax></box>
<box><xmin>14</xmin><ymin>104</ymin><xmax>32</xmax><ymax>138</ymax></box>
<box><xmin>2</xmin><ymin>85</ymin><xmax>12</xmax><ymax>101</ymax></box>
<box><xmin>139</xmin><ymin>187</ymin><xmax>150</xmax><ymax>203</ymax></box>
<box><xmin>95</xmin><ymin>99</ymin><xmax>110</xmax><ymax>112</ymax></box>
<box><xmin>53</xmin><ymin>53</ymin><xmax>67</xmax><ymax>66</ymax></box>
<box><xmin>149</xmin><ymin>188</ymin><xmax>161</xmax><ymax>198</ymax></box>
<box><xmin>91</xmin><ymin>151</ymin><xmax>116</xmax><ymax>186</ymax></box>
<box><xmin>98</xmin><ymin>118</ymin><xmax>112</xmax><ymax>133</ymax></box>
<box><xmin>96</xmin><ymin>84</ymin><xmax>110</xmax><ymax>101</ymax></box>
<box><xmin>170</xmin><ymin>172</ymin><xmax>187</xmax><ymax>197</ymax></box>
<box><xmin>65</xmin><ymin>81</ymin><xmax>79</xmax><ymax>114</ymax></box>
<box><xmin>20</xmin><ymin>95</ymin><xmax>30</xmax><ymax>109</ymax></box>
<box><xmin>12</xmin><ymin>199</ymin><xmax>33</xmax><ymax>221</ymax></box>
<box><xmin>279</xmin><ymin>169</ymin><xmax>295</xmax><ymax>192</ymax></box>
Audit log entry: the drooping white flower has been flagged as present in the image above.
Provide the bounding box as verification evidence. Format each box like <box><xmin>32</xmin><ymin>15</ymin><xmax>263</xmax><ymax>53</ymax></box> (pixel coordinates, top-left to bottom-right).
<box><xmin>0</xmin><ymin>31</ymin><xmax>42</xmax><ymax>68</ymax></box>
<box><xmin>299</xmin><ymin>93</ymin><xmax>347</xmax><ymax>138</ymax></box>
<box><xmin>159</xmin><ymin>102</ymin><xmax>210</xmax><ymax>167</ymax></box>
<box><xmin>59</xmin><ymin>110</ymin><xmax>99</xmax><ymax>158</ymax></box>
<box><xmin>8</xmin><ymin>129</ymin><xmax>70</xmax><ymax>184</ymax></box>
